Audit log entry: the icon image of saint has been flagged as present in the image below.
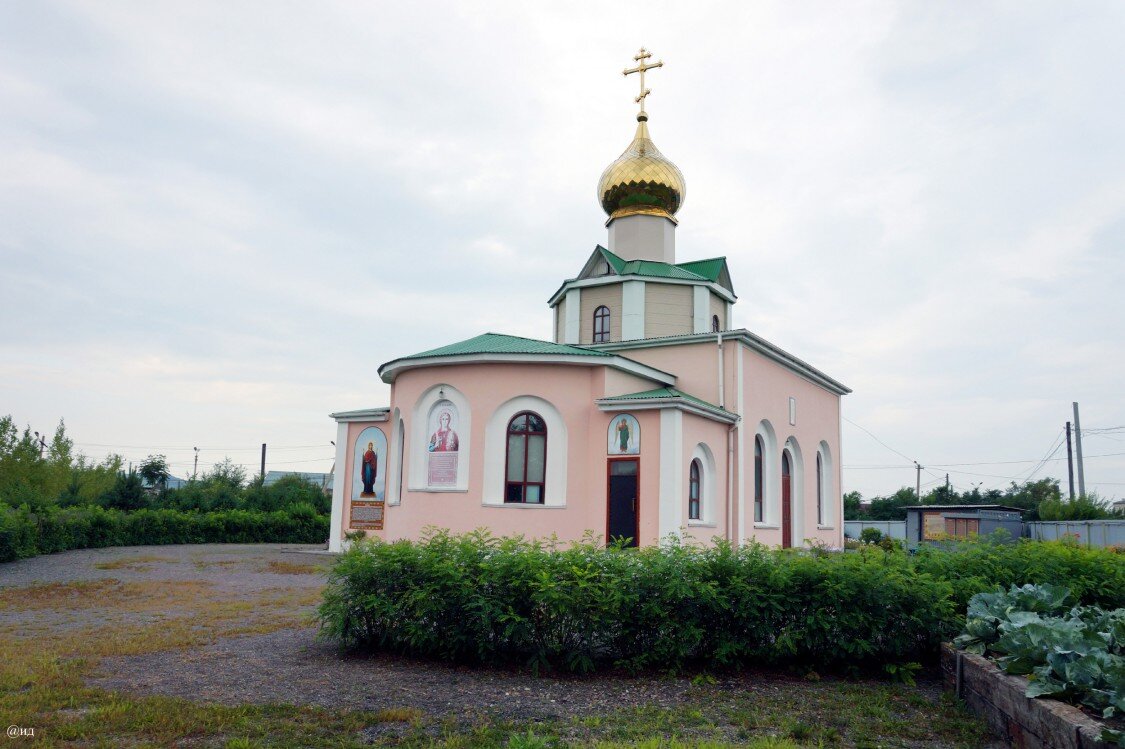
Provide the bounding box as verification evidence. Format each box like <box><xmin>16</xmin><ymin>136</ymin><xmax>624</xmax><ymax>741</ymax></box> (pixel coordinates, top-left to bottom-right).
<box><xmin>428</xmin><ymin>410</ymin><xmax>459</xmax><ymax>452</ymax></box>
<box><xmin>360</xmin><ymin>441</ymin><xmax>378</xmax><ymax>497</ymax></box>
<box><xmin>616</xmin><ymin>417</ymin><xmax>631</xmax><ymax>453</ymax></box>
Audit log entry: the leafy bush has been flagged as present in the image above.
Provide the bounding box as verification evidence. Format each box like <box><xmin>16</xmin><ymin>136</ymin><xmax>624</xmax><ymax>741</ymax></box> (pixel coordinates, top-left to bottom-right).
<box><xmin>319</xmin><ymin>532</ymin><xmax>1125</xmax><ymax>675</ymax></box>
<box><xmin>912</xmin><ymin>535</ymin><xmax>1125</xmax><ymax>611</ymax></box>
<box><xmin>319</xmin><ymin>531</ymin><xmax>957</xmax><ymax>673</ymax></box>
<box><xmin>0</xmin><ymin>503</ymin><xmax>328</xmax><ymax>562</ymax></box>
<box><xmin>859</xmin><ymin>527</ymin><xmax>884</xmax><ymax>544</ymax></box>
<box><xmin>954</xmin><ymin>584</ymin><xmax>1124</xmax><ymax>744</ymax></box>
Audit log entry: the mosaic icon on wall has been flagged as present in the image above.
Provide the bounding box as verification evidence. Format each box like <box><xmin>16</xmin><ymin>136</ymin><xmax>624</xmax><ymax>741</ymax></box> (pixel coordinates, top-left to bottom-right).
<box><xmin>351</xmin><ymin>426</ymin><xmax>387</xmax><ymax>531</ymax></box>
<box><xmin>608</xmin><ymin>414</ymin><xmax>640</xmax><ymax>455</ymax></box>
<box><xmin>353</xmin><ymin>426</ymin><xmax>387</xmax><ymax>500</ymax></box>
<box><xmin>427</xmin><ymin>399</ymin><xmax>460</xmax><ymax>486</ymax></box>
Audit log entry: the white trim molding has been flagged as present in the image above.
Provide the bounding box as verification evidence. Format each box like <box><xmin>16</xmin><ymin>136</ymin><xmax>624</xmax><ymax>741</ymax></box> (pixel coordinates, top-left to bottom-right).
<box><xmin>408</xmin><ymin>384</ymin><xmax>472</xmax><ymax>493</ymax></box>
<box><xmin>564</xmin><ymin>288</ymin><xmax>581</xmax><ymax>344</ymax></box>
<box><xmin>659</xmin><ymin>408</ymin><xmax>683</xmax><ymax>540</ymax></box>
<box><xmin>755</xmin><ymin>419</ymin><xmax>780</xmax><ymax>528</ymax></box>
<box><xmin>692</xmin><ymin>286</ymin><xmax>709</xmax><ymax>334</ymax></box>
<box><xmin>621</xmin><ymin>280</ymin><xmax>646</xmax><ymax>341</ymax></box>
<box><xmin>482</xmin><ymin>395</ymin><xmax>568</xmax><ymax>507</ymax></box>
<box><xmin>784</xmin><ymin>436</ymin><xmax>805</xmax><ymax>546</ymax></box>
<box><xmin>388</xmin><ymin>409</ymin><xmax>405</xmax><ymax>506</ymax></box>
<box><xmin>689</xmin><ymin>442</ymin><xmax>718</xmax><ymax>526</ymax></box>
<box><xmin>328</xmin><ymin>420</ymin><xmax>349</xmax><ymax>553</ymax></box>
<box><xmin>817</xmin><ymin>440</ymin><xmax>835</xmax><ymax>528</ymax></box>
<box><xmin>379</xmin><ymin>352</ymin><xmax>675</xmax><ymax>387</ymax></box>
<box><xmin>588</xmin><ymin>329</ymin><xmax>851</xmax><ymax>396</ymax></box>
<box><xmin>331</xmin><ymin>407</ymin><xmax>389</xmax><ymax>423</ymax></box>
<box><xmin>547</xmin><ymin>275</ymin><xmax>737</xmax><ymax>306</ymax></box>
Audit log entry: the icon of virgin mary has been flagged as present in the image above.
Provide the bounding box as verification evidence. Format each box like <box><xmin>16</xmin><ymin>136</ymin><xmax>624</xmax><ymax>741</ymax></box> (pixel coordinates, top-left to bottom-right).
<box><xmin>360</xmin><ymin>441</ymin><xmax>378</xmax><ymax>497</ymax></box>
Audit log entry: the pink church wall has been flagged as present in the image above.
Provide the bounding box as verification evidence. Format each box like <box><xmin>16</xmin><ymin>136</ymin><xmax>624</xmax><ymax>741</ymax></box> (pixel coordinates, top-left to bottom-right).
<box><xmin>336</xmin><ymin>338</ymin><xmax>842</xmax><ymax>550</ymax></box>
<box><xmin>680</xmin><ymin>412</ymin><xmax>730</xmax><ymax>545</ymax></box>
<box><xmin>373</xmin><ymin>363</ymin><xmax>661</xmax><ymax>545</ymax></box>
<box><xmin>610</xmin><ymin>337</ymin><xmax>843</xmax><ymax>548</ymax></box>
<box><xmin>740</xmin><ymin>345</ymin><xmax>843</xmax><ymax>549</ymax></box>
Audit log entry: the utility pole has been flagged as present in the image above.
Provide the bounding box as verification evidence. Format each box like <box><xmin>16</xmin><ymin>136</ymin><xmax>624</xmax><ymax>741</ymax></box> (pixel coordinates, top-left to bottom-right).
<box><xmin>193</xmin><ymin>446</ymin><xmax>200</xmax><ymax>480</ymax></box>
<box><xmin>1072</xmin><ymin>402</ymin><xmax>1086</xmax><ymax>497</ymax></box>
<box><xmin>1065</xmin><ymin>421</ymin><xmax>1075</xmax><ymax>500</ymax></box>
<box><xmin>945</xmin><ymin>473</ymin><xmax>950</xmax><ymax>492</ymax></box>
<box><xmin>260</xmin><ymin>443</ymin><xmax>267</xmax><ymax>481</ymax></box>
<box><xmin>32</xmin><ymin>431</ymin><xmax>47</xmax><ymax>458</ymax></box>
<box><xmin>915</xmin><ymin>461</ymin><xmax>923</xmax><ymax>501</ymax></box>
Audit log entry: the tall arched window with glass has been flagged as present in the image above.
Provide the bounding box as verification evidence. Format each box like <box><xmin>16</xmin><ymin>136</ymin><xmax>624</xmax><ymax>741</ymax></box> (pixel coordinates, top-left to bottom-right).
<box><xmin>505</xmin><ymin>412</ymin><xmax>547</xmax><ymax>503</ymax></box>
<box><xmin>593</xmin><ymin>305</ymin><xmax>610</xmax><ymax>343</ymax></box>
<box><xmin>688</xmin><ymin>459</ymin><xmax>701</xmax><ymax>520</ymax></box>
<box><xmin>754</xmin><ymin>436</ymin><xmax>764</xmax><ymax>523</ymax></box>
<box><xmin>816</xmin><ymin>452</ymin><xmax>823</xmax><ymax>526</ymax></box>
<box><xmin>711</xmin><ymin>314</ymin><xmax>720</xmax><ymax>333</ymax></box>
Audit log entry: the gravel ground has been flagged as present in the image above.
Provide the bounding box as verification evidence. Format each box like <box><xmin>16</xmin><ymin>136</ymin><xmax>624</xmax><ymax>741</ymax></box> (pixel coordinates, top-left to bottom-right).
<box><xmin>5</xmin><ymin>544</ymin><xmax>998</xmax><ymax>745</ymax></box>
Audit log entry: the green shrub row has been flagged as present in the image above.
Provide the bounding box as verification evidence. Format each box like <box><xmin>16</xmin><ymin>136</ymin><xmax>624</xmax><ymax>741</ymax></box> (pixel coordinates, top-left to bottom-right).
<box><xmin>0</xmin><ymin>503</ymin><xmax>329</xmax><ymax>562</ymax></box>
<box><xmin>318</xmin><ymin>532</ymin><xmax>1125</xmax><ymax>674</ymax></box>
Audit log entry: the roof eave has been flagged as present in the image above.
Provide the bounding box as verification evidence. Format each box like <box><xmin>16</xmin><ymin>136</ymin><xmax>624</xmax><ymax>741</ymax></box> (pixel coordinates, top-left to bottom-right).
<box><xmin>596</xmin><ymin>396</ymin><xmax>739</xmax><ymax>424</ymax></box>
<box><xmin>378</xmin><ymin>352</ymin><xmax>676</xmax><ymax>386</ymax></box>
<box><xmin>330</xmin><ymin>407</ymin><xmax>390</xmax><ymax>422</ymax></box>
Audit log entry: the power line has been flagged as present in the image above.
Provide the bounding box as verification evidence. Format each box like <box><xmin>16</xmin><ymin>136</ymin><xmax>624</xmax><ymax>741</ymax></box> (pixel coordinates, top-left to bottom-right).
<box><xmin>843</xmin><ymin>418</ymin><xmax>917</xmax><ymax>463</ymax></box>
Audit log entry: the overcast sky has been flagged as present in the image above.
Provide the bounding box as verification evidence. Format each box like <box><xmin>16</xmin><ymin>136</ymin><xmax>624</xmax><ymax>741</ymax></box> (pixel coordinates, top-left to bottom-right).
<box><xmin>2</xmin><ymin>1</ymin><xmax>1123</xmax><ymax>499</ymax></box>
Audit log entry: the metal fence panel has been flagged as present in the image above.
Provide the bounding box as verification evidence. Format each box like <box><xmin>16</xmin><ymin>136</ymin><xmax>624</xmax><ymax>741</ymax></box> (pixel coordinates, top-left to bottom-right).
<box><xmin>844</xmin><ymin>520</ymin><xmax>907</xmax><ymax>540</ymax></box>
<box><xmin>1024</xmin><ymin>520</ymin><xmax>1125</xmax><ymax>548</ymax></box>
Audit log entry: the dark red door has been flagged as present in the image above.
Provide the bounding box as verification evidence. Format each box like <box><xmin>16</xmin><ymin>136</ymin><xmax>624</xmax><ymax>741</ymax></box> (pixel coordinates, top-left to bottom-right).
<box><xmin>781</xmin><ymin>452</ymin><xmax>792</xmax><ymax>548</ymax></box>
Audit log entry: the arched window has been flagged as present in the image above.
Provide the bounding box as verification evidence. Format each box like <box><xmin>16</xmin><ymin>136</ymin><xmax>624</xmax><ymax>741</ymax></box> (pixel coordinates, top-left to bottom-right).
<box><xmin>754</xmin><ymin>436</ymin><xmax>764</xmax><ymax>522</ymax></box>
<box><xmin>505</xmin><ymin>411</ymin><xmax>546</xmax><ymax>503</ymax></box>
<box><xmin>688</xmin><ymin>459</ymin><xmax>701</xmax><ymax>520</ymax></box>
<box><xmin>593</xmin><ymin>306</ymin><xmax>610</xmax><ymax>343</ymax></box>
<box><xmin>816</xmin><ymin>453</ymin><xmax>823</xmax><ymax>526</ymax></box>
<box><xmin>711</xmin><ymin>314</ymin><xmax>720</xmax><ymax>333</ymax></box>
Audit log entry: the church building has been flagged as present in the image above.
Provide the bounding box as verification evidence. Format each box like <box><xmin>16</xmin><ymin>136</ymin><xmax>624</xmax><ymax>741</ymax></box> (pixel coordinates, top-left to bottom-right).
<box><xmin>328</xmin><ymin>50</ymin><xmax>850</xmax><ymax>552</ymax></box>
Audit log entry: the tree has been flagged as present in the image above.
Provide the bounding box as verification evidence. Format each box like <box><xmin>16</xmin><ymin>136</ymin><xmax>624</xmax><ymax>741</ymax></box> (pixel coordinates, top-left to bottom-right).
<box><xmin>1038</xmin><ymin>492</ymin><xmax>1116</xmax><ymax>521</ymax></box>
<box><xmin>204</xmin><ymin>457</ymin><xmax>247</xmax><ymax>489</ymax></box>
<box><xmin>843</xmin><ymin>491</ymin><xmax>863</xmax><ymax>520</ymax></box>
<box><xmin>139</xmin><ymin>454</ymin><xmax>171</xmax><ymax>493</ymax></box>
<box><xmin>866</xmin><ymin>487</ymin><xmax>918</xmax><ymax>520</ymax></box>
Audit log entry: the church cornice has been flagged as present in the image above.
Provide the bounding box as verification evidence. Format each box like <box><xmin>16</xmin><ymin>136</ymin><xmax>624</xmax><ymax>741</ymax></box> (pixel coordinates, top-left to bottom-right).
<box><xmin>588</xmin><ymin>330</ymin><xmax>852</xmax><ymax>396</ymax></box>
<box><xmin>547</xmin><ymin>275</ymin><xmax>736</xmax><ymax>307</ymax></box>
<box><xmin>378</xmin><ymin>352</ymin><xmax>676</xmax><ymax>387</ymax></box>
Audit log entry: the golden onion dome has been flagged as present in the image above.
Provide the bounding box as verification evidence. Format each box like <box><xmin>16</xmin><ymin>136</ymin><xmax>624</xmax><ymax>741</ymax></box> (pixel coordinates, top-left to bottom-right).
<box><xmin>597</xmin><ymin>114</ymin><xmax>686</xmax><ymax>221</ymax></box>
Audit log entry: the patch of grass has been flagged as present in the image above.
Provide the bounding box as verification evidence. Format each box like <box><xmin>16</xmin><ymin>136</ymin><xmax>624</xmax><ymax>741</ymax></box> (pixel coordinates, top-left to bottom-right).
<box><xmin>374</xmin><ymin>707</ymin><xmax>423</xmax><ymax>723</ymax></box>
<box><xmin>0</xmin><ymin>578</ymin><xmax>214</xmax><ymax>612</ymax></box>
<box><xmin>94</xmin><ymin>554</ymin><xmax>177</xmax><ymax>570</ymax></box>
<box><xmin>265</xmin><ymin>559</ymin><xmax>323</xmax><ymax>575</ymax></box>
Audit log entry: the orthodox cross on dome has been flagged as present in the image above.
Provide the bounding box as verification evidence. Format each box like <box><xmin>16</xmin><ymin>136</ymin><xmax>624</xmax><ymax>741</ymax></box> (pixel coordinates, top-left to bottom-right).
<box><xmin>623</xmin><ymin>47</ymin><xmax>663</xmax><ymax>119</ymax></box>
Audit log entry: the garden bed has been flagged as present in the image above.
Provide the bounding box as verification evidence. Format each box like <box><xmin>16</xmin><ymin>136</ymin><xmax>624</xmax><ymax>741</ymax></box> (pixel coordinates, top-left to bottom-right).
<box><xmin>942</xmin><ymin>643</ymin><xmax>1115</xmax><ymax>748</ymax></box>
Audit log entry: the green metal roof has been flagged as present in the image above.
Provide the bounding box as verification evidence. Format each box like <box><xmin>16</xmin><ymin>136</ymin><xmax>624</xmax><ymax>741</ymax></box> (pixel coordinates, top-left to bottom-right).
<box><xmin>399</xmin><ymin>332</ymin><xmax>612</xmax><ymax>361</ymax></box>
<box><xmin>674</xmin><ymin>257</ymin><xmax>727</xmax><ymax>283</ymax></box>
<box><xmin>595</xmin><ymin>246</ymin><xmax>726</xmax><ymax>283</ymax></box>
<box><xmin>601</xmin><ymin>387</ymin><xmax>728</xmax><ymax>412</ymax></box>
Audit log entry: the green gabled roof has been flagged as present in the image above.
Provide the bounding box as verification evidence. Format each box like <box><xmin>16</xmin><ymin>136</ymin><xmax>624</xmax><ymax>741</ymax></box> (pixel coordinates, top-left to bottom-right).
<box><xmin>674</xmin><ymin>257</ymin><xmax>726</xmax><ymax>283</ymax></box>
<box><xmin>594</xmin><ymin>246</ymin><xmax>727</xmax><ymax>283</ymax></box>
<box><xmin>400</xmin><ymin>332</ymin><xmax>612</xmax><ymax>360</ymax></box>
<box><xmin>603</xmin><ymin>387</ymin><xmax>727</xmax><ymax>412</ymax></box>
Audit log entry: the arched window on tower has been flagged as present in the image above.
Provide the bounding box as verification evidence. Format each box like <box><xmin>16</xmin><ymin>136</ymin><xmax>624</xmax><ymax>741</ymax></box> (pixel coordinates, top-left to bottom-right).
<box><xmin>711</xmin><ymin>314</ymin><xmax>720</xmax><ymax>333</ymax></box>
<box><xmin>688</xmin><ymin>459</ymin><xmax>701</xmax><ymax>520</ymax></box>
<box><xmin>754</xmin><ymin>436</ymin><xmax>764</xmax><ymax>523</ymax></box>
<box><xmin>505</xmin><ymin>411</ymin><xmax>547</xmax><ymax>504</ymax></box>
<box><xmin>593</xmin><ymin>306</ymin><xmax>610</xmax><ymax>343</ymax></box>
